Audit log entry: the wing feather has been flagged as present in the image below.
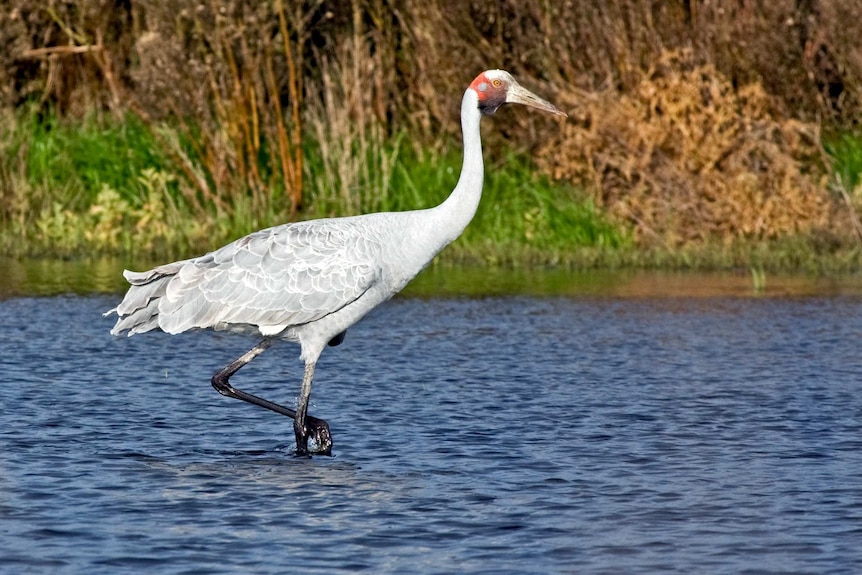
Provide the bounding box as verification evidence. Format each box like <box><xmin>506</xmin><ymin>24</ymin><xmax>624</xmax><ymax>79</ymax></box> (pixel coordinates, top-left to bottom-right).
<box><xmin>155</xmin><ymin>219</ymin><xmax>382</xmax><ymax>335</ymax></box>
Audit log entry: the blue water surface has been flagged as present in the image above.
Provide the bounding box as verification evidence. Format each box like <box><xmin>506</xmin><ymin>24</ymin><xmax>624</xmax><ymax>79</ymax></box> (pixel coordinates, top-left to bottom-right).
<box><xmin>1</xmin><ymin>289</ymin><xmax>861</xmax><ymax>574</ymax></box>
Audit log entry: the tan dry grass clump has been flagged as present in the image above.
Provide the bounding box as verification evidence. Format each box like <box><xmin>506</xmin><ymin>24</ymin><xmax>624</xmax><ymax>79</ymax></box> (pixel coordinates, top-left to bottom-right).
<box><xmin>540</xmin><ymin>50</ymin><xmax>833</xmax><ymax>247</ymax></box>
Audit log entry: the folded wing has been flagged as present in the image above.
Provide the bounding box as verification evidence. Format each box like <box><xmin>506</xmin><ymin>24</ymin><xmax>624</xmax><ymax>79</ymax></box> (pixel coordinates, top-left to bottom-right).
<box><xmin>109</xmin><ymin>219</ymin><xmax>382</xmax><ymax>336</ymax></box>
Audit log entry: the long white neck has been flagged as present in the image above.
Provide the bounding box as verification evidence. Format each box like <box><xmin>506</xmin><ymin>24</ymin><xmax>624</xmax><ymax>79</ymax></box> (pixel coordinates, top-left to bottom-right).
<box><xmin>428</xmin><ymin>88</ymin><xmax>484</xmax><ymax>247</ymax></box>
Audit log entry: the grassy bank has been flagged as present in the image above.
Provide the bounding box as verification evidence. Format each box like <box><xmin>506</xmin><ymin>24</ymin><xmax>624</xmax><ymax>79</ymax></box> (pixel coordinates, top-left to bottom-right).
<box><xmin>0</xmin><ymin>109</ymin><xmax>629</xmax><ymax>266</ymax></box>
<box><xmin>3</xmin><ymin>2</ymin><xmax>862</xmax><ymax>272</ymax></box>
<box><xmin>2</xmin><ymin>110</ymin><xmax>861</xmax><ymax>272</ymax></box>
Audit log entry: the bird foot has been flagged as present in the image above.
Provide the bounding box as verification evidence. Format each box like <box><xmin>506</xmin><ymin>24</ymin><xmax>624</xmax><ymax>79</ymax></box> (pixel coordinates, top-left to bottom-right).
<box><xmin>297</xmin><ymin>414</ymin><xmax>333</xmax><ymax>456</ymax></box>
<box><xmin>210</xmin><ymin>375</ymin><xmax>332</xmax><ymax>456</ymax></box>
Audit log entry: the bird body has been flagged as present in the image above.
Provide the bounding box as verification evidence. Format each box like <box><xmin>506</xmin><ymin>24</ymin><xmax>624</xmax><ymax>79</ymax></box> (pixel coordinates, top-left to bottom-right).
<box><xmin>107</xmin><ymin>70</ymin><xmax>565</xmax><ymax>455</ymax></box>
<box><xmin>112</xmin><ymin>205</ymin><xmax>469</xmax><ymax>356</ymax></box>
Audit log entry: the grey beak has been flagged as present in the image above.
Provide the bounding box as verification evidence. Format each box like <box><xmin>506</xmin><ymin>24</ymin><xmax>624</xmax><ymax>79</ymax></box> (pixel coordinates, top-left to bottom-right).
<box><xmin>507</xmin><ymin>83</ymin><xmax>567</xmax><ymax>117</ymax></box>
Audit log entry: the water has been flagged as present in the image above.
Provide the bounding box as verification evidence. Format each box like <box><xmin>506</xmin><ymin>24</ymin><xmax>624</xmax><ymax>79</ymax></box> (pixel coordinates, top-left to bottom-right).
<box><xmin>1</xmin><ymin>266</ymin><xmax>862</xmax><ymax>573</ymax></box>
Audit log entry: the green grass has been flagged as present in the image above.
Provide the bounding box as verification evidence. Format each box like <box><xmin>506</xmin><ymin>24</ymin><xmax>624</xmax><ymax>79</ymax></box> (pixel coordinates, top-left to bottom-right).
<box><xmin>24</xmin><ymin>111</ymin><xmax>167</xmax><ymax>203</ymax></box>
<box><xmin>825</xmin><ymin>131</ymin><xmax>862</xmax><ymax>190</ymax></box>
<box><xmin>4</xmin><ymin>109</ymin><xmax>626</xmax><ymax>262</ymax></box>
<box><xmin>2</xmin><ymin>110</ymin><xmax>861</xmax><ymax>272</ymax></box>
<box><xmin>1</xmin><ymin>109</ymin><xmax>188</xmax><ymax>258</ymax></box>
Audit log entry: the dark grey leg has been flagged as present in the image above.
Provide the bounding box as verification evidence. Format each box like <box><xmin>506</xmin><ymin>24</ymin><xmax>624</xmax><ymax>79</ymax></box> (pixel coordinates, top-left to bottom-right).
<box><xmin>211</xmin><ymin>340</ymin><xmax>332</xmax><ymax>455</ymax></box>
<box><xmin>293</xmin><ymin>361</ymin><xmax>316</xmax><ymax>455</ymax></box>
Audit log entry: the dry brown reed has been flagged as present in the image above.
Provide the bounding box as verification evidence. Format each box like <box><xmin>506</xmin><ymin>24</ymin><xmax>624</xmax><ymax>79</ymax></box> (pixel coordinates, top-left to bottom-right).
<box><xmin>303</xmin><ymin>17</ymin><xmax>401</xmax><ymax>217</ymax></box>
<box><xmin>539</xmin><ymin>50</ymin><xmax>833</xmax><ymax>246</ymax></box>
<box><xmin>8</xmin><ymin>1</ymin><xmax>862</xmax><ymax>133</ymax></box>
<box><xmin>2</xmin><ymin>1</ymin><xmax>131</xmax><ymax>116</ymax></box>
<box><xmin>128</xmin><ymin>1</ymin><xmax>310</xmax><ymax>217</ymax></box>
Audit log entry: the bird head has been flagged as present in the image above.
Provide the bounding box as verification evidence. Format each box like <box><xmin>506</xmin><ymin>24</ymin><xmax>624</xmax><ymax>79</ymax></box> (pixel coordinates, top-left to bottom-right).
<box><xmin>469</xmin><ymin>70</ymin><xmax>567</xmax><ymax>118</ymax></box>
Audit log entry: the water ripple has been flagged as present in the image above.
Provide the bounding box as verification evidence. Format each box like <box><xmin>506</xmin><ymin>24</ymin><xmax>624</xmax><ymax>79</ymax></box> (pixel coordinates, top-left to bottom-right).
<box><xmin>1</xmin><ymin>294</ymin><xmax>861</xmax><ymax>573</ymax></box>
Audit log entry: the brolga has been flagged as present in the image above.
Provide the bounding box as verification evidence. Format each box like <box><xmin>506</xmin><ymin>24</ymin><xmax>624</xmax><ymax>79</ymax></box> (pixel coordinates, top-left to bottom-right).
<box><xmin>106</xmin><ymin>70</ymin><xmax>566</xmax><ymax>456</ymax></box>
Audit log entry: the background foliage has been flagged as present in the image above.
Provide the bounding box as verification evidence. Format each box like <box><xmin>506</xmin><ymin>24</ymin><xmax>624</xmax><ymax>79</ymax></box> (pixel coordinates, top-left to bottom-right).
<box><xmin>2</xmin><ymin>0</ymin><xmax>862</xmax><ymax>265</ymax></box>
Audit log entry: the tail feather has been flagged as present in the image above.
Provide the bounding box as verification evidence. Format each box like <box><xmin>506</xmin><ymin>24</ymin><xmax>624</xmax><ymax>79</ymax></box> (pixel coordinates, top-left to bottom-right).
<box><xmin>109</xmin><ymin>296</ymin><xmax>161</xmax><ymax>335</ymax></box>
<box><xmin>106</xmin><ymin>261</ymin><xmax>187</xmax><ymax>336</ymax></box>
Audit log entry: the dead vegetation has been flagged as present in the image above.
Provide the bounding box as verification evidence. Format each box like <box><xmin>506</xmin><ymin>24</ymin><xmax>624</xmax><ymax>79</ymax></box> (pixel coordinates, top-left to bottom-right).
<box><xmin>540</xmin><ymin>50</ymin><xmax>834</xmax><ymax>246</ymax></box>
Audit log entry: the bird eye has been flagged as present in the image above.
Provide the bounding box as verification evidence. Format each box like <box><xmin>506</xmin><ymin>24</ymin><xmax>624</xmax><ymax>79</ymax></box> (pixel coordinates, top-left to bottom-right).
<box><xmin>492</xmin><ymin>79</ymin><xmax>502</xmax><ymax>88</ymax></box>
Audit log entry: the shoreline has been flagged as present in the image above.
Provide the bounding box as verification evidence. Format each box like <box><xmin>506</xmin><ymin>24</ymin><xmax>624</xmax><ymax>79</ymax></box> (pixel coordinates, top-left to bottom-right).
<box><xmin>2</xmin><ymin>256</ymin><xmax>861</xmax><ymax>300</ymax></box>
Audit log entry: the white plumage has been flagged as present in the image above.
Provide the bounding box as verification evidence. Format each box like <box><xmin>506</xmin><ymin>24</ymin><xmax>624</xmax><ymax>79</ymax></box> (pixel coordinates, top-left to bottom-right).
<box><xmin>106</xmin><ymin>69</ymin><xmax>565</xmax><ymax>455</ymax></box>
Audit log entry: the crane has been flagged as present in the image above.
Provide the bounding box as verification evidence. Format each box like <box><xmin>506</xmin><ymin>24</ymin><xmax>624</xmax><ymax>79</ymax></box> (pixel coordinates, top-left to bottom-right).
<box><xmin>106</xmin><ymin>70</ymin><xmax>566</xmax><ymax>456</ymax></box>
